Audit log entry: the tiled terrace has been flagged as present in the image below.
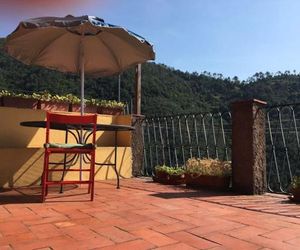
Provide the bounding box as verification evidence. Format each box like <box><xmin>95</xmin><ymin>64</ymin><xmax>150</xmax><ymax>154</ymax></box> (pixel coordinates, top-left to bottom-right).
<box><xmin>0</xmin><ymin>178</ymin><xmax>300</xmax><ymax>250</ymax></box>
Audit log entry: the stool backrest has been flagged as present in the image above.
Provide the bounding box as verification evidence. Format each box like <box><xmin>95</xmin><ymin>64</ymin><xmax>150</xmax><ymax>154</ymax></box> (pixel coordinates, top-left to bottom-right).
<box><xmin>45</xmin><ymin>112</ymin><xmax>97</xmax><ymax>144</ymax></box>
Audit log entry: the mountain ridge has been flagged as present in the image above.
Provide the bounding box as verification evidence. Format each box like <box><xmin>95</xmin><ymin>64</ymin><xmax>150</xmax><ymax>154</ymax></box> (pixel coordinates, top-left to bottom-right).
<box><xmin>1</xmin><ymin>38</ymin><xmax>300</xmax><ymax>115</ymax></box>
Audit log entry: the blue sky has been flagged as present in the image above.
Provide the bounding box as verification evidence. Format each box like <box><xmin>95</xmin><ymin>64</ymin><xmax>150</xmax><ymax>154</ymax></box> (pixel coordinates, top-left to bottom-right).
<box><xmin>1</xmin><ymin>0</ymin><xmax>300</xmax><ymax>80</ymax></box>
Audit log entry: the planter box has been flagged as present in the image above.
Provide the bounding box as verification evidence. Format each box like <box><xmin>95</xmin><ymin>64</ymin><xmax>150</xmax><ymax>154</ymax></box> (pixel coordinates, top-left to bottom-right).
<box><xmin>97</xmin><ymin>106</ymin><xmax>124</xmax><ymax>115</ymax></box>
<box><xmin>71</xmin><ymin>104</ymin><xmax>123</xmax><ymax>115</ymax></box>
<box><xmin>69</xmin><ymin>103</ymin><xmax>80</xmax><ymax>113</ymax></box>
<box><xmin>152</xmin><ymin>171</ymin><xmax>169</xmax><ymax>184</ymax></box>
<box><xmin>289</xmin><ymin>188</ymin><xmax>300</xmax><ymax>202</ymax></box>
<box><xmin>70</xmin><ymin>104</ymin><xmax>98</xmax><ymax>114</ymax></box>
<box><xmin>168</xmin><ymin>174</ymin><xmax>185</xmax><ymax>185</ymax></box>
<box><xmin>186</xmin><ymin>174</ymin><xmax>230</xmax><ymax>190</ymax></box>
<box><xmin>2</xmin><ymin>96</ymin><xmax>39</xmax><ymax>109</ymax></box>
<box><xmin>40</xmin><ymin>101</ymin><xmax>69</xmax><ymax>112</ymax></box>
<box><xmin>152</xmin><ymin>172</ymin><xmax>185</xmax><ymax>185</ymax></box>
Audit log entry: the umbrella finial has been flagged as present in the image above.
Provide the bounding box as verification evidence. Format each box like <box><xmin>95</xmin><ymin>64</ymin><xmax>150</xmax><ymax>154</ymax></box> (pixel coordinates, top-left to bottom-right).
<box><xmin>65</xmin><ymin>15</ymin><xmax>75</xmax><ymax>18</ymax></box>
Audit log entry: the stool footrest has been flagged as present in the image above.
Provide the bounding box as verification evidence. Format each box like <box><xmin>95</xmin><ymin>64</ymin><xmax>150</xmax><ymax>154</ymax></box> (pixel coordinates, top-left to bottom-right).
<box><xmin>45</xmin><ymin>180</ymin><xmax>91</xmax><ymax>185</ymax></box>
<box><xmin>48</xmin><ymin>169</ymin><xmax>91</xmax><ymax>172</ymax></box>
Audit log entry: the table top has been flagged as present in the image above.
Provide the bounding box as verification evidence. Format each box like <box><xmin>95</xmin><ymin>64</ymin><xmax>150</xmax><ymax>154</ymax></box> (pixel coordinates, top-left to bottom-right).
<box><xmin>20</xmin><ymin>121</ymin><xmax>135</xmax><ymax>132</ymax></box>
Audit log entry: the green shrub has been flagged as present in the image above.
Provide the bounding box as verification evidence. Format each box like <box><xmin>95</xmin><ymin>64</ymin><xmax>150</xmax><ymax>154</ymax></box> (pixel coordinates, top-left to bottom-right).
<box><xmin>86</xmin><ymin>98</ymin><xmax>125</xmax><ymax>109</ymax></box>
<box><xmin>290</xmin><ymin>176</ymin><xmax>300</xmax><ymax>190</ymax></box>
<box><xmin>0</xmin><ymin>89</ymin><xmax>125</xmax><ymax>108</ymax></box>
<box><xmin>185</xmin><ymin>158</ymin><xmax>231</xmax><ymax>177</ymax></box>
<box><xmin>16</xmin><ymin>93</ymin><xmax>33</xmax><ymax>99</ymax></box>
<box><xmin>86</xmin><ymin>98</ymin><xmax>98</xmax><ymax>106</ymax></box>
<box><xmin>167</xmin><ymin>167</ymin><xmax>185</xmax><ymax>176</ymax></box>
<box><xmin>0</xmin><ymin>90</ymin><xmax>32</xmax><ymax>99</ymax></box>
<box><xmin>65</xmin><ymin>94</ymin><xmax>81</xmax><ymax>104</ymax></box>
<box><xmin>31</xmin><ymin>91</ymin><xmax>52</xmax><ymax>101</ymax></box>
<box><xmin>154</xmin><ymin>165</ymin><xmax>171</xmax><ymax>173</ymax></box>
<box><xmin>154</xmin><ymin>165</ymin><xmax>185</xmax><ymax>176</ymax></box>
<box><xmin>51</xmin><ymin>94</ymin><xmax>68</xmax><ymax>103</ymax></box>
<box><xmin>97</xmin><ymin>100</ymin><xmax>125</xmax><ymax>108</ymax></box>
<box><xmin>0</xmin><ymin>90</ymin><xmax>12</xmax><ymax>97</ymax></box>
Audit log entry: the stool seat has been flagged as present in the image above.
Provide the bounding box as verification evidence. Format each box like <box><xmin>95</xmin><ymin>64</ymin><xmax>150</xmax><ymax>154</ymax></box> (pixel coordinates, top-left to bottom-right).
<box><xmin>44</xmin><ymin>143</ymin><xmax>95</xmax><ymax>149</ymax></box>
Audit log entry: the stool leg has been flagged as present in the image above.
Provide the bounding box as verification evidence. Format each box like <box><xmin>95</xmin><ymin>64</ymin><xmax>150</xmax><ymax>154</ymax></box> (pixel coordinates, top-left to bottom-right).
<box><xmin>45</xmin><ymin>153</ymin><xmax>49</xmax><ymax>197</ymax></box>
<box><xmin>60</xmin><ymin>153</ymin><xmax>68</xmax><ymax>193</ymax></box>
<box><xmin>42</xmin><ymin>151</ymin><xmax>49</xmax><ymax>202</ymax></box>
<box><xmin>88</xmin><ymin>154</ymin><xmax>92</xmax><ymax>194</ymax></box>
<box><xmin>90</xmin><ymin>152</ymin><xmax>95</xmax><ymax>201</ymax></box>
<box><xmin>60</xmin><ymin>129</ymin><xmax>69</xmax><ymax>193</ymax></box>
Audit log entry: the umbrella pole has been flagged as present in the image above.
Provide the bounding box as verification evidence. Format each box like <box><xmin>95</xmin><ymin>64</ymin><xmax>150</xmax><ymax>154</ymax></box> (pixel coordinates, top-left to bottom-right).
<box><xmin>79</xmin><ymin>38</ymin><xmax>84</xmax><ymax>182</ymax></box>
<box><xmin>80</xmin><ymin>53</ymin><xmax>85</xmax><ymax>116</ymax></box>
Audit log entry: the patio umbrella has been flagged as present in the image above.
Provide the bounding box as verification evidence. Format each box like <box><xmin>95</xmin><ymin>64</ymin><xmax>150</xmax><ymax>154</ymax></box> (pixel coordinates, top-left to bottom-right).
<box><xmin>4</xmin><ymin>15</ymin><xmax>155</xmax><ymax>114</ymax></box>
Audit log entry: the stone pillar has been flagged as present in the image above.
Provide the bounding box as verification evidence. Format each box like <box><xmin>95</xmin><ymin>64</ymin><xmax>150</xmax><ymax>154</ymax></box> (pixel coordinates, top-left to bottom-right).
<box><xmin>231</xmin><ymin>99</ymin><xmax>267</xmax><ymax>194</ymax></box>
<box><xmin>131</xmin><ymin>114</ymin><xmax>144</xmax><ymax>176</ymax></box>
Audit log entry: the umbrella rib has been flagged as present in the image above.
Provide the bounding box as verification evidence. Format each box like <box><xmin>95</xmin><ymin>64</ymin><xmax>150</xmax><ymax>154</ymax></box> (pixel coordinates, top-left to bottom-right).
<box><xmin>29</xmin><ymin>31</ymin><xmax>68</xmax><ymax>65</ymax></box>
<box><xmin>95</xmin><ymin>34</ymin><xmax>122</xmax><ymax>71</ymax></box>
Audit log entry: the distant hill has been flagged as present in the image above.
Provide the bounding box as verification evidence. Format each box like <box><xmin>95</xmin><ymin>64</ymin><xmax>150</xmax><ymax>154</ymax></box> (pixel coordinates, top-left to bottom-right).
<box><xmin>1</xmin><ymin>37</ymin><xmax>300</xmax><ymax>115</ymax></box>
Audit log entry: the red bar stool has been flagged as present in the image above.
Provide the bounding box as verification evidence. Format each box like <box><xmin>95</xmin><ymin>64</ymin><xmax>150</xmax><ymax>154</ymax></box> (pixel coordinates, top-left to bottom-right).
<box><xmin>42</xmin><ymin>112</ymin><xmax>97</xmax><ymax>202</ymax></box>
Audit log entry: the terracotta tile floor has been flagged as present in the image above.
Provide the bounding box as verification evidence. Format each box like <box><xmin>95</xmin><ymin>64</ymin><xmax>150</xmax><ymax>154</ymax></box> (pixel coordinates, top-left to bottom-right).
<box><xmin>0</xmin><ymin>178</ymin><xmax>300</xmax><ymax>250</ymax></box>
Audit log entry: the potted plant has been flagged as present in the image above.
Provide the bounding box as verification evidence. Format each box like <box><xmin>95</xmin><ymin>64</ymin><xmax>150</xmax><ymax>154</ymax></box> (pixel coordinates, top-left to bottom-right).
<box><xmin>37</xmin><ymin>92</ymin><xmax>69</xmax><ymax>111</ymax></box>
<box><xmin>153</xmin><ymin>165</ymin><xmax>170</xmax><ymax>184</ymax></box>
<box><xmin>167</xmin><ymin>167</ymin><xmax>185</xmax><ymax>185</ymax></box>
<box><xmin>153</xmin><ymin>165</ymin><xmax>185</xmax><ymax>185</ymax></box>
<box><xmin>289</xmin><ymin>176</ymin><xmax>300</xmax><ymax>202</ymax></box>
<box><xmin>97</xmin><ymin>100</ymin><xmax>125</xmax><ymax>115</ymax></box>
<box><xmin>1</xmin><ymin>90</ymin><xmax>39</xmax><ymax>109</ymax></box>
<box><xmin>185</xmin><ymin>158</ymin><xmax>231</xmax><ymax>190</ymax></box>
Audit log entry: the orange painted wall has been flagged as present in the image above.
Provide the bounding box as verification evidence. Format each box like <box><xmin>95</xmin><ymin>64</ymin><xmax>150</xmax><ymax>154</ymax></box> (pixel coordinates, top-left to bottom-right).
<box><xmin>0</xmin><ymin>107</ymin><xmax>132</xmax><ymax>188</ymax></box>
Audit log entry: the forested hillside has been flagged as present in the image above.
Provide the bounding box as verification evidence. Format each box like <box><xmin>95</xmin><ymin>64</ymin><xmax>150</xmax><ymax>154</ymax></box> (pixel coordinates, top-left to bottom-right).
<box><xmin>1</xmin><ymin>38</ymin><xmax>300</xmax><ymax>115</ymax></box>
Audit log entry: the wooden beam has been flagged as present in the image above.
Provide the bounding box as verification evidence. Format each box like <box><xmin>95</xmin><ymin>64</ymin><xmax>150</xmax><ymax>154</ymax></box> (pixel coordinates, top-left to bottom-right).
<box><xmin>134</xmin><ymin>64</ymin><xmax>142</xmax><ymax>115</ymax></box>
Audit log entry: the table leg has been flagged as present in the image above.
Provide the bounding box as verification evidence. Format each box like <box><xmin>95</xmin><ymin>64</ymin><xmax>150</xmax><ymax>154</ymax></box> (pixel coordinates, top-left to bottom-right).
<box><xmin>114</xmin><ymin>131</ymin><xmax>120</xmax><ymax>189</ymax></box>
<box><xmin>83</xmin><ymin>129</ymin><xmax>121</xmax><ymax>189</ymax></box>
<box><xmin>60</xmin><ymin>128</ymin><xmax>69</xmax><ymax>193</ymax></box>
<box><xmin>59</xmin><ymin>154</ymin><xmax>68</xmax><ymax>193</ymax></box>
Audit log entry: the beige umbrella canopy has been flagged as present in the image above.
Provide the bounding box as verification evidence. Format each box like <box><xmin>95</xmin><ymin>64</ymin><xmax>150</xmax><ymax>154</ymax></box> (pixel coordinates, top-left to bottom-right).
<box><xmin>4</xmin><ymin>15</ymin><xmax>155</xmax><ymax>114</ymax></box>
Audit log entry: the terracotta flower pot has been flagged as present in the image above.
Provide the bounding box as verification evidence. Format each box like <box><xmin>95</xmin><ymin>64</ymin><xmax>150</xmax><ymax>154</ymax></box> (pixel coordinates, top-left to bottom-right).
<box><xmin>97</xmin><ymin>106</ymin><xmax>124</xmax><ymax>115</ymax></box>
<box><xmin>186</xmin><ymin>174</ymin><xmax>230</xmax><ymax>190</ymax></box>
<box><xmin>40</xmin><ymin>101</ymin><xmax>69</xmax><ymax>112</ymax></box>
<box><xmin>2</xmin><ymin>96</ymin><xmax>39</xmax><ymax>109</ymax></box>
<box><xmin>153</xmin><ymin>172</ymin><xmax>185</xmax><ymax>185</ymax></box>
